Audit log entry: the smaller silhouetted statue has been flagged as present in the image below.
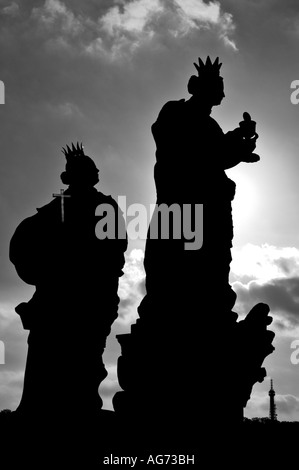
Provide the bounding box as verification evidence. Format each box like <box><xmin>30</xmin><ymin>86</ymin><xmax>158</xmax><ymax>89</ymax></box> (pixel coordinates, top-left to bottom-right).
<box><xmin>9</xmin><ymin>143</ymin><xmax>127</xmax><ymax>426</ymax></box>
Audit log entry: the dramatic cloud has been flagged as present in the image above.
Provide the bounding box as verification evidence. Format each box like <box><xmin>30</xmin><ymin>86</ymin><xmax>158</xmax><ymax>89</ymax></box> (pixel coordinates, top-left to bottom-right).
<box><xmin>101</xmin><ymin>0</ymin><xmax>164</xmax><ymax>35</ymax></box>
<box><xmin>275</xmin><ymin>394</ymin><xmax>299</xmax><ymax>416</ymax></box>
<box><xmin>0</xmin><ymin>304</ymin><xmax>27</xmax><ymax>369</ymax></box>
<box><xmin>97</xmin><ymin>249</ymin><xmax>146</xmax><ymax>410</ymax></box>
<box><xmin>32</xmin><ymin>0</ymin><xmax>83</xmax><ymax>36</ymax></box>
<box><xmin>99</xmin><ymin>365</ymin><xmax>121</xmax><ymax>398</ymax></box>
<box><xmin>0</xmin><ymin>302</ymin><xmax>28</xmax><ymax>410</ymax></box>
<box><xmin>0</xmin><ymin>370</ymin><xmax>24</xmax><ymax>410</ymax></box>
<box><xmin>231</xmin><ymin>244</ymin><xmax>299</xmax><ymax>283</ymax></box>
<box><xmin>27</xmin><ymin>0</ymin><xmax>238</xmax><ymax>59</ymax></box>
<box><xmin>247</xmin><ymin>391</ymin><xmax>299</xmax><ymax>420</ymax></box>
<box><xmin>235</xmin><ymin>278</ymin><xmax>299</xmax><ymax>327</ymax></box>
<box><xmin>173</xmin><ymin>0</ymin><xmax>237</xmax><ymax>50</ymax></box>
<box><xmin>99</xmin><ymin>364</ymin><xmax>123</xmax><ymax>410</ymax></box>
<box><xmin>117</xmin><ymin>248</ymin><xmax>145</xmax><ymax>325</ymax></box>
<box><xmin>231</xmin><ymin>244</ymin><xmax>299</xmax><ymax>331</ymax></box>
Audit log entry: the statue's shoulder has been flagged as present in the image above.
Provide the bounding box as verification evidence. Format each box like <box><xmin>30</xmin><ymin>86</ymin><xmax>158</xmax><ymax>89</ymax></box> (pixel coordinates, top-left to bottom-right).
<box><xmin>11</xmin><ymin>212</ymin><xmax>39</xmax><ymax>237</ymax></box>
<box><xmin>12</xmin><ymin>198</ymin><xmax>55</xmax><ymax>233</ymax></box>
<box><xmin>11</xmin><ymin>199</ymin><xmax>61</xmax><ymax>253</ymax></box>
<box><xmin>9</xmin><ymin>210</ymin><xmax>47</xmax><ymax>269</ymax></box>
<box><xmin>161</xmin><ymin>98</ymin><xmax>185</xmax><ymax>109</ymax></box>
<box><xmin>156</xmin><ymin>99</ymin><xmax>185</xmax><ymax>119</ymax></box>
<box><xmin>152</xmin><ymin>100</ymin><xmax>186</xmax><ymax>137</ymax></box>
<box><xmin>95</xmin><ymin>191</ymin><xmax>118</xmax><ymax>207</ymax></box>
<box><xmin>36</xmin><ymin>198</ymin><xmax>59</xmax><ymax>218</ymax></box>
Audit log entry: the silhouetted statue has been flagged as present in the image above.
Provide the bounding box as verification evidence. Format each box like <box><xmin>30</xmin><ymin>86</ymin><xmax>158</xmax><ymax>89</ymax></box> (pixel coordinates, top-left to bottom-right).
<box><xmin>113</xmin><ymin>57</ymin><xmax>275</xmax><ymax>449</ymax></box>
<box><xmin>10</xmin><ymin>143</ymin><xmax>127</xmax><ymax>425</ymax></box>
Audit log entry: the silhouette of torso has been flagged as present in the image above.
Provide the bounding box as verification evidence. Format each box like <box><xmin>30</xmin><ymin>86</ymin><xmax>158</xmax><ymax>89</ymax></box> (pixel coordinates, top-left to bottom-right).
<box><xmin>152</xmin><ymin>99</ymin><xmax>235</xmax><ymax>204</ymax></box>
<box><xmin>141</xmin><ymin>98</ymin><xmax>235</xmax><ymax>304</ymax></box>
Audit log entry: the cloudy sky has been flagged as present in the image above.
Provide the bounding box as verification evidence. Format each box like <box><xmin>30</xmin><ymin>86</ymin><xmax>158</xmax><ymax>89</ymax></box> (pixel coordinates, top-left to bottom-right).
<box><xmin>1</xmin><ymin>0</ymin><xmax>299</xmax><ymax>421</ymax></box>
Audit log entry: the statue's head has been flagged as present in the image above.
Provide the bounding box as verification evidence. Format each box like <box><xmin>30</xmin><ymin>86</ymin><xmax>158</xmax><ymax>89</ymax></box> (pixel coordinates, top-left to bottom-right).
<box><xmin>187</xmin><ymin>56</ymin><xmax>225</xmax><ymax>106</ymax></box>
<box><xmin>60</xmin><ymin>143</ymin><xmax>99</xmax><ymax>188</ymax></box>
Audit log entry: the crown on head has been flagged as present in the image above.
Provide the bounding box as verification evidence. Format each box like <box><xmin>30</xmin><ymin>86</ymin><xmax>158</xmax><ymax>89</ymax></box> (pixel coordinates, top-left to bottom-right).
<box><xmin>193</xmin><ymin>56</ymin><xmax>222</xmax><ymax>78</ymax></box>
<box><xmin>62</xmin><ymin>142</ymin><xmax>85</xmax><ymax>160</ymax></box>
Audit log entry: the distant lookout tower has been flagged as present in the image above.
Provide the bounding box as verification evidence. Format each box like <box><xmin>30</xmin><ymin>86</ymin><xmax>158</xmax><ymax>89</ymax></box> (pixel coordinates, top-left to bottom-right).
<box><xmin>268</xmin><ymin>379</ymin><xmax>277</xmax><ymax>421</ymax></box>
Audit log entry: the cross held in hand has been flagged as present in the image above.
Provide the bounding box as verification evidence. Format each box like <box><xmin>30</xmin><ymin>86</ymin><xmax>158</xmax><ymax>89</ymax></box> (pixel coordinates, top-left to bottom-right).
<box><xmin>53</xmin><ymin>189</ymin><xmax>71</xmax><ymax>223</ymax></box>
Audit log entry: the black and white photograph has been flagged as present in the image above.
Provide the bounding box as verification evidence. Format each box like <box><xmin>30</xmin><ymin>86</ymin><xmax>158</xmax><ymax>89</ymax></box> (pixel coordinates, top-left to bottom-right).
<box><xmin>0</xmin><ymin>0</ymin><xmax>299</xmax><ymax>465</ymax></box>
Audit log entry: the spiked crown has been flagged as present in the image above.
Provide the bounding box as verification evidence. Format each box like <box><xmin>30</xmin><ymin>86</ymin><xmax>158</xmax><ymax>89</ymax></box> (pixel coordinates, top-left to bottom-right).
<box><xmin>188</xmin><ymin>56</ymin><xmax>223</xmax><ymax>96</ymax></box>
<box><xmin>193</xmin><ymin>56</ymin><xmax>222</xmax><ymax>78</ymax></box>
<box><xmin>60</xmin><ymin>142</ymin><xmax>99</xmax><ymax>186</ymax></box>
<box><xmin>62</xmin><ymin>142</ymin><xmax>85</xmax><ymax>160</ymax></box>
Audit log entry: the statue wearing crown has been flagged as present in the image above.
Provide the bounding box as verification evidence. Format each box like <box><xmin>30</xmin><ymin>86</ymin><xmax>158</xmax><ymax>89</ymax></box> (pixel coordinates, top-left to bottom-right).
<box><xmin>143</xmin><ymin>56</ymin><xmax>261</xmax><ymax>304</ymax></box>
<box><xmin>113</xmin><ymin>57</ymin><xmax>275</xmax><ymax>441</ymax></box>
<box><xmin>152</xmin><ymin>56</ymin><xmax>259</xmax><ymax>202</ymax></box>
<box><xmin>9</xmin><ymin>144</ymin><xmax>127</xmax><ymax>423</ymax></box>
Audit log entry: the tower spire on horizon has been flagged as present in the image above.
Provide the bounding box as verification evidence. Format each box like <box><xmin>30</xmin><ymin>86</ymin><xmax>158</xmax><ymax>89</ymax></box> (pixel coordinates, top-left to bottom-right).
<box><xmin>269</xmin><ymin>378</ymin><xmax>277</xmax><ymax>421</ymax></box>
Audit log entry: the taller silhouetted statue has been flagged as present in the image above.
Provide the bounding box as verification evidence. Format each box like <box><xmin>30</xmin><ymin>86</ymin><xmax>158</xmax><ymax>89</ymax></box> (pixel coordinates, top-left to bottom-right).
<box><xmin>113</xmin><ymin>57</ymin><xmax>275</xmax><ymax>450</ymax></box>
<box><xmin>10</xmin><ymin>143</ymin><xmax>127</xmax><ymax>426</ymax></box>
